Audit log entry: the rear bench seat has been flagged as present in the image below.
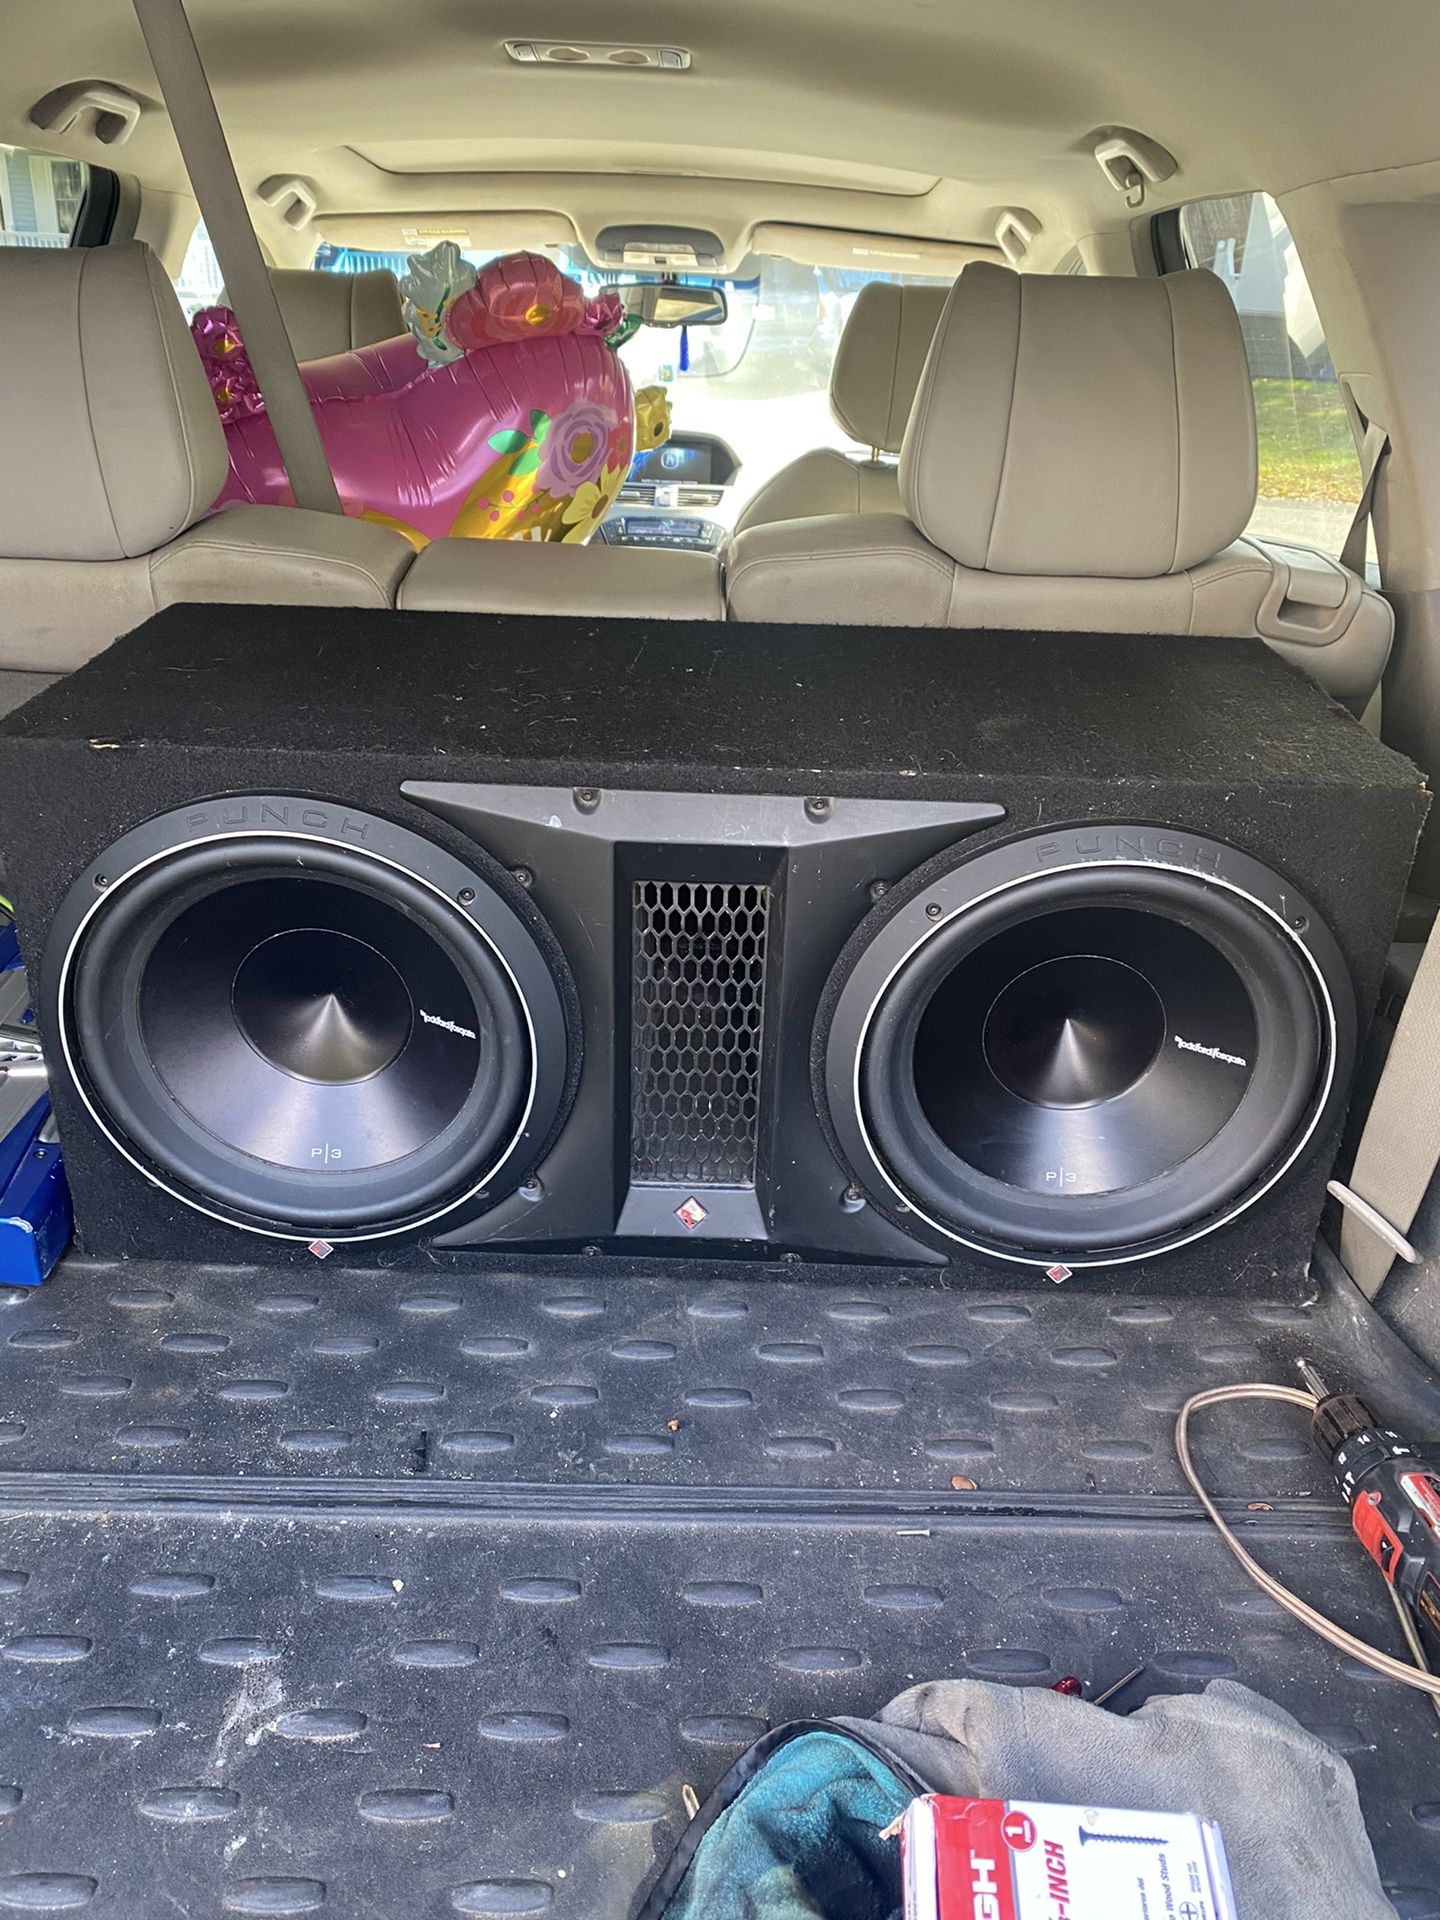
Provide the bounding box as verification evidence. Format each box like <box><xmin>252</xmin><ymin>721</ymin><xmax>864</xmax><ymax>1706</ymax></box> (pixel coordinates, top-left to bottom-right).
<box><xmin>0</xmin><ymin>243</ymin><xmax>415</xmax><ymax>680</ymax></box>
<box><xmin>725</xmin><ymin>263</ymin><xmax>1392</xmax><ymax>713</ymax></box>
<box><xmin>0</xmin><ymin>244</ymin><xmax>1383</xmax><ymax>705</ymax></box>
<box><xmin>398</xmin><ymin>537</ymin><xmax>724</xmax><ymax>620</ymax></box>
<box><xmin>258</xmin><ymin>266</ymin><xmax>404</xmax><ymax>360</ymax></box>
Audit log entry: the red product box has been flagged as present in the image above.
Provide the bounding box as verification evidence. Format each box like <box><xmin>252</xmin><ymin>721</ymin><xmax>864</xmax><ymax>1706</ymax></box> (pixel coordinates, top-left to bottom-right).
<box><xmin>901</xmin><ymin>1795</ymin><xmax>1239</xmax><ymax>1920</ymax></box>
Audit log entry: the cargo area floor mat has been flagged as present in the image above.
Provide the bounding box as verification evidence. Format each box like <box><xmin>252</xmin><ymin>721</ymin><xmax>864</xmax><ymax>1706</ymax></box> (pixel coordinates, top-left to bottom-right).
<box><xmin>3</xmin><ymin>1250</ymin><xmax>1438</xmax><ymax>1498</ymax></box>
<box><xmin>2</xmin><ymin>1247</ymin><xmax>1439</xmax><ymax>1917</ymax></box>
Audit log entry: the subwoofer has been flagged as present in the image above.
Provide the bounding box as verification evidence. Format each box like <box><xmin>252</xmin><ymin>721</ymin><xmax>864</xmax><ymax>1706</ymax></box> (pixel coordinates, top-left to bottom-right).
<box><xmin>0</xmin><ymin>604</ymin><xmax>1424</xmax><ymax>1287</ymax></box>
<box><xmin>49</xmin><ymin>800</ymin><xmax>574</xmax><ymax>1241</ymax></box>
<box><xmin>821</xmin><ymin>825</ymin><xmax>1352</xmax><ymax>1270</ymax></box>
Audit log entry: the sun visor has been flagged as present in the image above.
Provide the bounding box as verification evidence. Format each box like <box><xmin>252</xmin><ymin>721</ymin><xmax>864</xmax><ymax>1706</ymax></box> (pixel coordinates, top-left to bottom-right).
<box><xmin>750</xmin><ymin>222</ymin><xmax>1002</xmax><ymax>275</ymax></box>
<box><xmin>314</xmin><ymin>212</ymin><xmax>580</xmax><ymax>254</ymax></box>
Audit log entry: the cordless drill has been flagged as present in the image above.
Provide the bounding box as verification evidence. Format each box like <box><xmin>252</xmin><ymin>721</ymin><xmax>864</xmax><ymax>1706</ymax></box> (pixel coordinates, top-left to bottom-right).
<box><xmin>1300</xmin><ymin>1359</ymin><xmax>1440</xmax><ymax>1658</ymax></box>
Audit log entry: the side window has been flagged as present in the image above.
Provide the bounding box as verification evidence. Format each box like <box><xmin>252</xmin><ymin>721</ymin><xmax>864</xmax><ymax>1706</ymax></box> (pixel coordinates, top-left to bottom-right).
<box><xmin>173</xmin><ymin>220</ymin><xmax>225</xmax><ymax>318</ymax></box>
<box><xmin>312</xmin><ymin>241</ymin><xmax>413</xmax><ymax>276</ymax></box>
<box><xmin>0</xmin><ymin>145</ymin><xmax>88</xmax><ymax>247</ymax></box>
<box><xmin>1179</xmin><ymin>191</ymin><xmax>1359</xmax><ymax>555</ymax></box>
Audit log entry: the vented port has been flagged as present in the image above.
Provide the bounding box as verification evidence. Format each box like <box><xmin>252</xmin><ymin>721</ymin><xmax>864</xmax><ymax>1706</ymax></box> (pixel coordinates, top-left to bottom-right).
<box><xmin>631</xmin><ymin>881</ymin><xmax>770</xmax><ymax>1187</ymax></box>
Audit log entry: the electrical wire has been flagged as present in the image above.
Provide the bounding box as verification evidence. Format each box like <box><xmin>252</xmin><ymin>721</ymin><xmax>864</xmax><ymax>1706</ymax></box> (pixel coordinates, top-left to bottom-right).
<box><xmin>1175</xmin><ymin>1382</ymin><xmax>1440</xmax><ymax>1700</ymax></box>
<box><xmin>1382</xmin><ymin>1580</ymin><xmax>1440</xmax><ymax>1722</ymax></box>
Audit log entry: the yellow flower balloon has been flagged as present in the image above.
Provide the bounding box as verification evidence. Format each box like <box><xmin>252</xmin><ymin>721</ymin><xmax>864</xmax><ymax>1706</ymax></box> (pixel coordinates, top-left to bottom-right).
<box><xmin>634</xmin><ymin>385</ymin><xmax>673</xmax><ymax>452</ymax></box>
<box><xmin>561</xmin><ymin>462</ymin><xmax>627</xmax><ymax>541</ymax></box>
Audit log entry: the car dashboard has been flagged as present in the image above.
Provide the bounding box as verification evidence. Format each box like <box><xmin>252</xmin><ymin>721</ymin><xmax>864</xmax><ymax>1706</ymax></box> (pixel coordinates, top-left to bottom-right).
<box><xmin>595</xmin><ymin>430</ymin><xmax>740</xmax><ymax>552</ymax></box>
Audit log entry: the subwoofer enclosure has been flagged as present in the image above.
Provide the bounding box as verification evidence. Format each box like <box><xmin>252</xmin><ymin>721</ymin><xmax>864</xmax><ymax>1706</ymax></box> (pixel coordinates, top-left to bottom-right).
<box><xmin>0</xmin><ymin>605</ymin><xmax>1425</xmax><ymax>1287</ymax></box>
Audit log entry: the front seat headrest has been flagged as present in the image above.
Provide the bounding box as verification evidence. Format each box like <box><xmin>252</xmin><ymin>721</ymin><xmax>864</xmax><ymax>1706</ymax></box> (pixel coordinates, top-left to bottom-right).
<box><xmin>0</xmin><ymin>242</ymin><xmax>227</xmax><ymax>563</ymax></box>
<box><xmin>828</xmin><ymin>280</ymin><xmax>950</xmax><ymax>455</ymax></box>
<box><xmin>899</xmin><ymin>262</ymin><xmax>1258</xmax><ymax>578</ymax></box>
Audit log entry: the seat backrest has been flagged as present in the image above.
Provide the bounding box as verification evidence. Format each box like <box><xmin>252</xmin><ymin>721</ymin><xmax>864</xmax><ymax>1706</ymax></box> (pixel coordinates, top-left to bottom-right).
<box><xmin>728</xmin><ymin>262</ymin><xmax>1391</xmax><ymax>708</ymax></box>
<box><xmin>0</xmin><ymin>244</ymin><xmax>415</xmax><ymax>673</ymax></box>
<box><xmin>735</xmin><ymin>281</ymin><xmax>947</xmax><ymax>532</ymax></box>
<box><xmin>1</xmin><ymin>242</ymin><xmax>228</xmax><ymax>568</ymax></box>
<box><xmin>263</xmin><ymin>267</ymin><xmax>405</xmax><ymax>361</ymax></box>
<box><xmin>398</xmin><ymin>533</ymin><xmax>724</xmax><ymax>620</ymax></box>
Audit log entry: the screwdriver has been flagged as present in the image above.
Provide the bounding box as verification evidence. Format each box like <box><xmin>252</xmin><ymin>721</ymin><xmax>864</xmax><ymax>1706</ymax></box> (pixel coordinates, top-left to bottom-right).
<box><xmin>1052</xmin><ymin>1663</ymin><xmax>1146</xmax><ymax>1708</ymax></box>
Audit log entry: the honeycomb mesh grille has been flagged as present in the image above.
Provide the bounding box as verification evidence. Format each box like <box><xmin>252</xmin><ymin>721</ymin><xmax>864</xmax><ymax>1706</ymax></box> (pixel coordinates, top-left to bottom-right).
<box><xmin>631</xmin><ymin>880</ymin><xmax>771</xmax><ymax>1187</ymax></box>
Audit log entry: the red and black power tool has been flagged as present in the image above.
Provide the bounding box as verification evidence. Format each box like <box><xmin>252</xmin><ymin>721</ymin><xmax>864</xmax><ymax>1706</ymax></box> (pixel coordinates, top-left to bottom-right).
<box><xmin>1301</xmin><ymin>1359</ymin><xmax>1440</xmax><ymax>1656</ymax></box>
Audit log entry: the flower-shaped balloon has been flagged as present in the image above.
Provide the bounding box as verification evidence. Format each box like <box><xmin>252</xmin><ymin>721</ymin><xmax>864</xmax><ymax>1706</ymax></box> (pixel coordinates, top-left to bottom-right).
<box><xmin>399</xmin><ymin>240</ymin><xmax>476</xmax><ymax>366</ymax></box>
<box><xmin>446</xmin><ymin>254</ymin><xmax>587</xmax><ymax>352</ymax></box>
<box><xmin>634</xmin><ymin>384</ymin><xmax>673</xmax><ymax>454</ymax></box>
<box><xmin>583</xmin><ymin>289</ymin><xmax>625</xmax><ymax>337</ymax></box>
<box><xmin>562</xmin><ymin>463</ymin><xmax>627</xmax><ymax>537</ymax></box>
<box><xmin>539</xmin><ymin>400</ymin><xmax>615</xmax><ymax>494</ymax></box>
<box><xmin>191</xmin><ymin>305</ymin><xmax>265</xmax><ymax>424</ymax></box>
<box><xmin>197</xmin><ymin>248</ymin><xmax>658</xmax><ymax>547</ymax></box>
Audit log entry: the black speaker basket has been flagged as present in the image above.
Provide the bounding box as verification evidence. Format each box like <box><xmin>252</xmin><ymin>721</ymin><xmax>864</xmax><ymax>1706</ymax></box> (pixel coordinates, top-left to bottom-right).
<box><xmin>821</xmin><ymin>825</ymin><xmax>1356</xmax><ymax>1269</ymax></box>
<box><xmin>47</xmin><ymin>798</ymin><xmax>574</xmax><ymax>1242</ymax></box>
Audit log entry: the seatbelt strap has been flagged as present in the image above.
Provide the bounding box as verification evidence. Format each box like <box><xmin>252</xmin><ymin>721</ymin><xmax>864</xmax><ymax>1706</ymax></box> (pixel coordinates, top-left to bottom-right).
<box><xmin>131</xmin><ymin>0</ymin><xmax>342</xmax><ymax>515</ymax></box>
<box><xmin>1335</xmin><ymin>919</ymin><xmax>1440</xmax><ymax>1297</ymax></box>
<box><xmin>1339</xmin><ymin>419</ymin><xmax>1389</xmax><ymax>577</ymax></box>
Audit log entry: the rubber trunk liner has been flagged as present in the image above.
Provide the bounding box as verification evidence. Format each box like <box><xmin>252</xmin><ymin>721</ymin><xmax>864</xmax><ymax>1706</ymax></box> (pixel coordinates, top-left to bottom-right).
<box><xmin>2</xmin><ymin>1250</ymin><xmax>1437</xmax><ymax>1496</ymax></box>
<box><xmin>1</xmin><ymin>1247</ymin><xmax>1439</xmax><ymax>1917</ymax></box>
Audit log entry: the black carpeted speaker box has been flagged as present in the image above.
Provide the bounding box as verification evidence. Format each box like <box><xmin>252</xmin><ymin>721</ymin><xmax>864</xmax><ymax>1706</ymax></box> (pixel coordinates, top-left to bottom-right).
<box><xmin>0</xmin><ymin>604</ymin><xmax>1425</xmax><ymax>1293</ymax></box>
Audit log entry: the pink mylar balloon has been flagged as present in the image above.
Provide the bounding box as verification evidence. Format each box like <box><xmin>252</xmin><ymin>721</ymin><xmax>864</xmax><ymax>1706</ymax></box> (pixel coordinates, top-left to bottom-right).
<box><xmin>193</xmin><ymin>253</ymin><xmax>644</xmax><ymax>546</ymax></box>
<box><xmin>444</xmin><ymin>253</ymin><xmax>588</xmax><ymax>352</ymax></box>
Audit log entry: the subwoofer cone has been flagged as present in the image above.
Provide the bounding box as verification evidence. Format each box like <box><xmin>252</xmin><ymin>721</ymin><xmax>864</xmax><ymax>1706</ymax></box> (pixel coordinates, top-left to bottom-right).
<box><xmin>824</xmin><ymin>828</ymin><xmax>1353</xmax><ymax>1267</ymax></box>
<box><xmin>55</xmin><ymin>802</ymin><xmax>573</xmax><ymax>1241</ymax></box>
<box><xmin>231</xmin><ymin>928</ymin><xmax>414</xmax><ymax>1084</ymax></box>
<box><xmin>978</xmin><ymin>953</ymin><xmax>1165</xmax><ymax>1109</ymax></box>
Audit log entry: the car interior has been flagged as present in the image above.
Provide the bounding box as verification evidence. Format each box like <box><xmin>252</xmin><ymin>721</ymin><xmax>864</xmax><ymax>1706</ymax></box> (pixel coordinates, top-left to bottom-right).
<box><xmin>4</xmin><ymin>1</ymin><xmax>1440</xmax><ymax>1916</ymax></box>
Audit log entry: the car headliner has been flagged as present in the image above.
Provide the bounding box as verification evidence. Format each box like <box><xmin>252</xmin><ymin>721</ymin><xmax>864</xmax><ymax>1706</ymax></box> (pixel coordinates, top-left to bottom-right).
<box><xmin>5</xmin><ymin>0</ymin><xmax>1440</xmax><ymax>272</ymax></box>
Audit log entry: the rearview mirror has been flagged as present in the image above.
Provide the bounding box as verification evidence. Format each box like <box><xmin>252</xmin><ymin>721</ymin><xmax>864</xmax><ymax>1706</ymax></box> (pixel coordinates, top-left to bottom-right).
<box><xmin>618</xmin><ymin>280</ymin><xmax>728</xmax><ymax>328</ymax></box>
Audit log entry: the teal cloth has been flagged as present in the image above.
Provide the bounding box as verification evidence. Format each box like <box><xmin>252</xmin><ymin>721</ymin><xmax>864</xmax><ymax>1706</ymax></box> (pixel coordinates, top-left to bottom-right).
<box><xmin>662</xmin><ymin>1730</ymin><xmax>910</xmax><ymax>1920</ymax></box>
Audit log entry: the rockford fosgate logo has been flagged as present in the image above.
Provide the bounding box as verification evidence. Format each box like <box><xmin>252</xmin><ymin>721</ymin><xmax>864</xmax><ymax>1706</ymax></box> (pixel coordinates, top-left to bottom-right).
<box><xmin>419</xmin><ymin>1009</ymin><xmax>477</xmax><ymax>1041</ymax></box>
<box><xmin>1174</xmin><ymin>1034</ymin><xmax>1248</xmax><ymax>1068</ymax></box>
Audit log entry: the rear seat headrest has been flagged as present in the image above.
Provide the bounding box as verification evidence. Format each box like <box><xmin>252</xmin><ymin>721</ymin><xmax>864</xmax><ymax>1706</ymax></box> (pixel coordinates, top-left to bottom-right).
<box><xmin>828</xmin><ymin>280</ymin><xmax>950</xmax><ymax>455</ymax></box>
<box><xmin>0</xmin><ymin>242</ymin><xmax>227</xmax><ymax>563</ymax></box>
<box><xmin>899</xmin><ymin>262</ymin><xmax>1257</xmax><ymax>578</ymax></box>
<box><xmin>260</xmin><ymin>267</ymin><xmax>404</xmax><ymax>362</ymax></box>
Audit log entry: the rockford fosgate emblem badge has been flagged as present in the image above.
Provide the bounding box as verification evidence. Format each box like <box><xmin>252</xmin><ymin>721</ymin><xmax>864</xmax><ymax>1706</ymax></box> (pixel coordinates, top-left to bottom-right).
<box><xmin>1173</xmin><ymin>1034</ymin><xmax>1248</xmax><ymax>1068</ymax></box>
<box><xmin>419</xmin><ymin>1009</ymin><xmax>478</xmax><ymax>1041</ymax></box>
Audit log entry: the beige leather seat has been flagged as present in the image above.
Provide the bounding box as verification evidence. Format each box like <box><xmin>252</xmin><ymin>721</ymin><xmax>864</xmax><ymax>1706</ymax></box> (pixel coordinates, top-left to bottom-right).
<box><xmin>258</xmin><ymin>267</ymin><xmax>404</xmax><ymax>361</ymax></box>
<box><xmin>728</xmin><ymin>263</ymin><xmax>1392</xmax><ymax>709</ymax></box>
<box><xmin>0</xmin><ymin>243</ymin><xmax>417</xmax><ymax>674</ymax></box>
<box><xmin>398</xmin><ymin>535</ymin><xmax>724</xmax><ymax>620</ymax></box>
<box><xmin>735</xmin><ymin>281</ymin><xmax>948</xmax><ymax>533</ymax></box>
<box><xmin>259</xmin><ymin>264</ymin><xmax>724</xmax><ymax>618</ymax></box>
<box><xmin>403</xmin><ymin>280</ymin><xmax>940</xmax><ymax>620</ymax></box>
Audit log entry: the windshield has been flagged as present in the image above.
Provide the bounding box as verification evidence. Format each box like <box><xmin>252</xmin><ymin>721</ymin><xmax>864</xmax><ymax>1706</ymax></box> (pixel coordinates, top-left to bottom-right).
<box><xmin>310</xmin><ymin>241</ymin><xmax>950</xmax><ymax>512</ymax></box>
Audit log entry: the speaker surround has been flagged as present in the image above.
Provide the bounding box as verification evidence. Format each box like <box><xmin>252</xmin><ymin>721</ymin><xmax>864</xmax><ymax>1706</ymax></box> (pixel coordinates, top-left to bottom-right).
<box><xmin>49</xmin><ymin>799</ymin><xmax>573</xmax><ymax>1241</ymax></box>
<box><xmin>823</xmin><ymin>826</ymin><xmax>1354</xmax><ymax>1268</ymax></box>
